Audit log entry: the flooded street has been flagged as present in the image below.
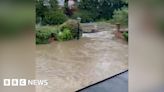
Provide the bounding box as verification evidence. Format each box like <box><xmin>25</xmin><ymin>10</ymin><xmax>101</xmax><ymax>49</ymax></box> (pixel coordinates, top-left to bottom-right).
<box><xmin>36</xmin><ymin>24</ymin><xmax>128</xmax><ymax>92</ymax></box>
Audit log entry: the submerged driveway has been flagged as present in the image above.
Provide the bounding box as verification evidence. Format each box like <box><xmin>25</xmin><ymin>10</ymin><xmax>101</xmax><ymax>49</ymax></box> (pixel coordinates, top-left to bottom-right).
<box><xmin>36</xmin><ymin>23</ymin><xmax>128</xmax><ymax>92</ymax></box>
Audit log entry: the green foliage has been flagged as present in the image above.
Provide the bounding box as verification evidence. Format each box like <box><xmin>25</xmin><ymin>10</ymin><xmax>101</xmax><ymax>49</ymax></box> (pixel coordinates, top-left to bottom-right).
<box><xmin>57</xmin><ymin>28</ymin><xmax>73</xmax><ymax>41</ymax></box>
<box><xmin>36</xmin><ymin>26</ymin><xmax>58</xmax><ymax>44</ymax></box>
<box><xmin>36</xmin><ymin>19</ymin><xmax>83</xmax><ymax>44</ymax></box>
<box><xmin>78</xmin><ymin>0</ymin><xmax>126</xmax><ymax>21</ymax></box>
<box><xmin>44</xmin><ymin>10</ymin><xmax>68</xmax><ymax>25</ymax></box>
<box><xmin>36</xmin><ymin>0</ymin><xmax>48</xmax><ymax>24</ymax></box>
<box><xmin>36</xmin><ymin>0</ymin><xmax>68</xmax><ymax>25</ymax></box>
<box><xmin>36</xmin><ymin>30</ymin><xmax>51</xmax><ymax>44</ymax></box>
<box><xmin>122</xmin><ymin>0</ymin><xmax>128</xmax><ymax>4</ymax></box>
<box><xmin>60</xmin><ymin>19</ymin><xmax>82</xmax><ymax>38</ymax></box>
<box><xmin>72</xmin><ymin>10</ymin><xmax>95</xmax><ymax>23</ymax></box>
<box><xmin>123</xmin><ymin>31</ymin><xmax>128</xmax><ymax>41</ymax></box>
<box><xmin>111</xmin><ymin>7</ymin><xmax>128</xmax><ymax>26</ymax></box>
<box><xmin>49</xmin><ymin>0</ymin><xmax>59</xmax><ymax>10</ymax></box>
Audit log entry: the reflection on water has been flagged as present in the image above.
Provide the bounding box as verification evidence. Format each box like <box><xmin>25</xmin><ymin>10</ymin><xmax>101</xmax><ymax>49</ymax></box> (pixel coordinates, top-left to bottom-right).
<box><xmin>36</xmin><ymin>31</ymin><xmax>128</xmax><ymax>92</ymax></box>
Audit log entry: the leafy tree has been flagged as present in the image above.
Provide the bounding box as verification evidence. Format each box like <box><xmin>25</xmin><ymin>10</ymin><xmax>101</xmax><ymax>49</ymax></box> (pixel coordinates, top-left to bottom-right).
<box><xmin>36</xmin><ymin>0</ymin><xmax>48</xmax><ymax>23</ymax></box>
<box><xmin>36</xmin><ymin>0</ymin><xmax>61</xmax><ymax>25</ymax></box>
<box><xmin>78</xmin><ymin>0</ymin><xmax>99</xmax><ymax>19</ymax></box>
<box><xmin>78</xmin><ymin>0</ymin><xmax>127</xmax><ymax>21</ymax></box>
<box><xmin>44</xmin><ymin>10</ymin><xmax>68</xmax><ymax>25</ymax></box>
<box><xmin>111</xmin><ymin>7</ymin><xmax>128</xmax><ymax>26</ymax></box>
<box><xmin>49</xmin><ymin>0</ymin><xmax>59</xmax><ymax>10</ymax></box>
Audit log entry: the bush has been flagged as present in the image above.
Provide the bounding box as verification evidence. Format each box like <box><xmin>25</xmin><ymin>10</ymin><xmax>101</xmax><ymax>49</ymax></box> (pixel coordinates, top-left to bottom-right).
<box><xmin>60</xmin><ymin>19</ymin><xmax>82</xmax><ymax>39</ymax></box>
<box><xmin>44</xmin><ymin>11</ymin><xmax>68</xmax><ymax>25</ymax></box>
<box><xmin>36</xmin><ymin>19</ymin><xmax>84</xmax><ymax>44</ymax></box>
<box><xmin>72</xmin><ymin>10</ymin><xmax>95</xmax><ymax>23</ymax></box>
<box><xmin>123</xmin><ymin>31</ymin><xmax>128</xmax><ymax>41</ymax></box>
<box><xmin>78</xmin><ymin>0</ymin><xmax>127</xmax><ymax>22</ymax></box>
<box><xmin>57</xmin><ymin>28</ymin><xmax>73</xmax><ymax>41</ymax></box>
<box><xmin>36</xmin><ymin>26</ymin><xmax>58</xmax><ymax>44</ymax></box>
<box><xmin>111</xmin><ymin>7</ymin><xmax>128</xmax><ymax>27</ymax></box>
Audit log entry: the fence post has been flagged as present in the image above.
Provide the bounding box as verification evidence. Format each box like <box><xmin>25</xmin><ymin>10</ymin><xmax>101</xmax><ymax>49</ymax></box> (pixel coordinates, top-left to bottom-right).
<box><xmin>116</xmin><ymin>23</ymin><xmax>121</xmax><ymax>32</ymax></box>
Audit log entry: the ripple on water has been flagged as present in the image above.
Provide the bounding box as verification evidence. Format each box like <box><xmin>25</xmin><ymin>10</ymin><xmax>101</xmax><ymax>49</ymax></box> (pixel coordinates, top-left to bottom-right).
<box><xmin>36</xmin><ymin>31</ymin><xmax>128</xmax><ymax>92</ymax></box>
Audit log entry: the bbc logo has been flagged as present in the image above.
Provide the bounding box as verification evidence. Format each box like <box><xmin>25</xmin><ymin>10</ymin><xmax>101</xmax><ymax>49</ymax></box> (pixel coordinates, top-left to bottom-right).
<box><xmin>3</xmin><ymin>79</ymin><xmax>27</xmax><ymax>86</ymax></box>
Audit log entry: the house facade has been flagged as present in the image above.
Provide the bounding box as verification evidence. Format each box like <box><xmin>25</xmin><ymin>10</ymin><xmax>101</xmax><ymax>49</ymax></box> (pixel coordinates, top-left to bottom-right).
<box><xmin>58</xmin><ymin>0</ymin><xmax>80</xmax><ymax>7</ymax></box>
<box><xmin>43</xmin><ymin>0</ymin><xmax>79</xmax><ymax>8</ymax></box>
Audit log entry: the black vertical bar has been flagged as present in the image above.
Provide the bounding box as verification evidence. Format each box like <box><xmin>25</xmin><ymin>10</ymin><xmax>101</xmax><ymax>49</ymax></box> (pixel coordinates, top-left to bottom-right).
<box><xmin>77</xmin><ymin>21</ymin><xmax>80</xmax><ymax>40</ymax></box>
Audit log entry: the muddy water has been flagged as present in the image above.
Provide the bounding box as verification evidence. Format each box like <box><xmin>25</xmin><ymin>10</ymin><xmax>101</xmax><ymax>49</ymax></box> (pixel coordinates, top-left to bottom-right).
<box><xmin>36</xmin><ymin>30</ymin><xmax>128</xmax><ymax>92</ymax></box>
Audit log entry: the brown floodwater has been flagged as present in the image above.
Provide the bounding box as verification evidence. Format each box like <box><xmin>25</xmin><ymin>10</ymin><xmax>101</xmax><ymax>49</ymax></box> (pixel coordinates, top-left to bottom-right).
<box><xmin>36</xmin><ymin>26</ymin><xmax>128</xmax><ymax>92</ymax></box>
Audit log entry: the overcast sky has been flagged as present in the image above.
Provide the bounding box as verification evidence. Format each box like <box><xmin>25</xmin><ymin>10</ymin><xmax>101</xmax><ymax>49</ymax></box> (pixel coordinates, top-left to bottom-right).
<box><xmin>58</xmin><ymin>0</ymin><xmax>64</xmax><ymax>6</ymax></box>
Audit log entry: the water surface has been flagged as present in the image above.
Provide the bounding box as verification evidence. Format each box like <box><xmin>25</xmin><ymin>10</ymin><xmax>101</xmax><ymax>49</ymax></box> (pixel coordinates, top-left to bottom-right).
<box><xmin>36</xmin><ymin>28</ymin><xmax>128</xmax><ymax>92</ymax></box>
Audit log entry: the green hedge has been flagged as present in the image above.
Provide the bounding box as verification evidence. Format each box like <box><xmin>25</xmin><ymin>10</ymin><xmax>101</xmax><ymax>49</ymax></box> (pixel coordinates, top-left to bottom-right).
<box><xmin>60</xmin><ymin>19</ymin><xmax>83</xmax><ymax>38</ymax></box>
<box><xmin>36</xmin><ymin>26</ymin><xmax>58</xmax><ymax>44</ymax></box>
<box><xmin>71</xmin><ymin>10</ymin><xmax>95</xmax><ymax>23</ymax></box>
<box><xmin>36</xmin><ymin>20</ymin><xmax>83</xmax><ymax>44</ymax></box>
<box><xmin>43</xmin><ymin>11</ymin><xmax>68</xmax><ymax>25</ymax></box>
<box><xmin>57</xmin><ymin>28</ymin><xmax>73</xmax><ymax>41</ymax></box>
<box><xmin>110</xmin><ymin>7</ymin><xmax>128</xmax><ymax>27</ymax></box>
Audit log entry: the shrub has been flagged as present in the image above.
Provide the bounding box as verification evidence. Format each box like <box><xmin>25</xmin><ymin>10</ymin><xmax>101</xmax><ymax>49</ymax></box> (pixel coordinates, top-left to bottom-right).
<box><xmin>60</xmin><ymin>19</ymin><xmax>82</xmax><ymax>39</ymax></box>
<box><xmin>36</xmin><ymin>29</ymin><xmax>51</xmax><ymax>44</ymax></box>
<box><xmin>72</xmin><ymin>10</ymin><xmax>95</xmax><ymax>23</ymax></box>
<box><xmin>36</xmin><ymin>26</ymin><xmax>58</xmax><ymax>44</ymax></box>
<box><xmin>57</xmin><ymin>28</ymin><xmax>73</xmax><ymax>41</ymax></box>
<box><xmin>78</xmin><ymin>0</ymin><xmax>127</xmax><ymax>22</ymax></box>
<box><xmin>44</xmin><ymin>11</ymin><xmax>68</xmax><ymax>25</ymax></box>
<box><xmin>111</xmin><ymin>7</ymin><xmax>128</xmax><ymax>27</ymax></box>
<box><xmin>123</xmin><ymin>31</ymin><xmax>128</xmax><ymax>41</ymax></box>
<box><xmin>36</xmin><ymin>19</ymin><xmax>84</xmax><ymax>44</ymax></box>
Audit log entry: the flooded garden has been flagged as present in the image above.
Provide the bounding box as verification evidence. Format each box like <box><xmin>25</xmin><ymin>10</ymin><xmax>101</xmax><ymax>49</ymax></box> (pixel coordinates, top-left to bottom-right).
<box><xmin>36</xmin><ymin>0</ymin><xmax>128</xmax><ymax>92</ymax></box>
<box><xmin>36</xmin><ymin>22</ymin><xmax>128</xmax><ymax>92</ymax></box>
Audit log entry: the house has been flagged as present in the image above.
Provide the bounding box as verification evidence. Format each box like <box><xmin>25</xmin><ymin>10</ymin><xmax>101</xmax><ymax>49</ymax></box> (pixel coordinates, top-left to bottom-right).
<box><xmin>43</xmin><ymin>0</ymin><xmax>80</xmax><ymax>8</ymax></box>
<box><xmin>58</xmin><ymin>0</ymin><xmax>80</xmax><ymax>8</ymax></box>
<box><xmin>63</xmin><ymin>0</ymin><xmax>79</xmax><ymax>16</ymax></box>
<box><xmin>67</xmin><ymin>0</ymin><xmax>76</xmax><ymax>9</ymax></box>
